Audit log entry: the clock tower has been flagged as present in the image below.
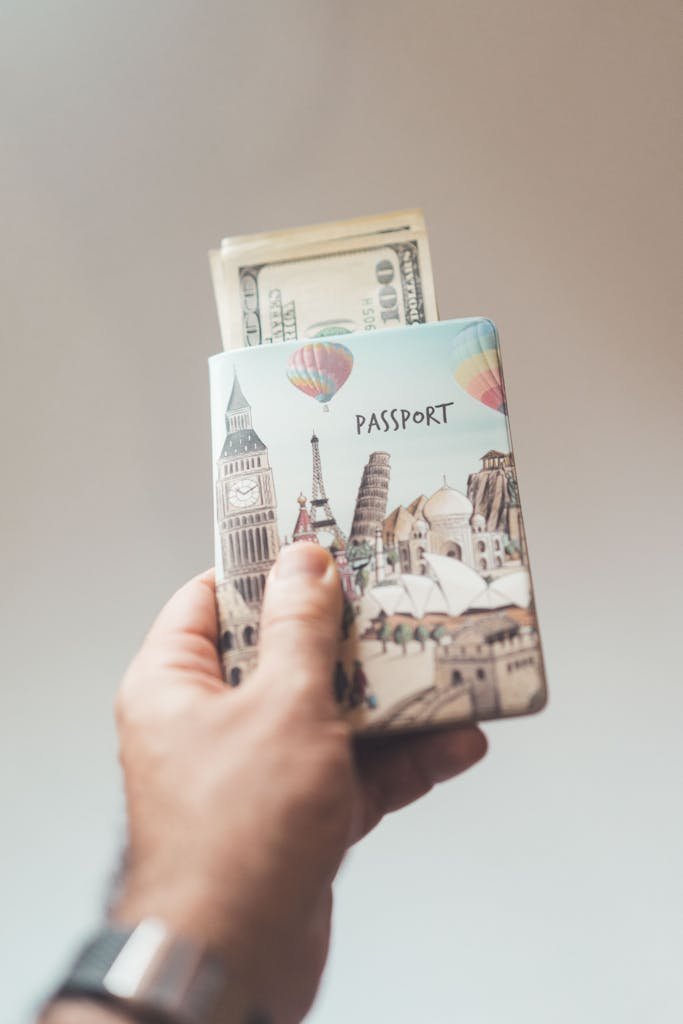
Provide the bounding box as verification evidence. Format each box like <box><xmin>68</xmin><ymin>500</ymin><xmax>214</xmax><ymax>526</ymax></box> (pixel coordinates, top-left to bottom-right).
<box><xmin>216</xmin><ymin>372</ymin><xmax>280</xmax><ymax>606</ymax></box>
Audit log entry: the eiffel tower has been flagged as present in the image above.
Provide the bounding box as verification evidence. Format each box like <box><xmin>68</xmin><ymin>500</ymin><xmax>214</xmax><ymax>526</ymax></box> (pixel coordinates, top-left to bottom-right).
<box><xmin>310</xmin><ymin>432</ymin><xmax>346</xmax><ymax>549</ymax></box>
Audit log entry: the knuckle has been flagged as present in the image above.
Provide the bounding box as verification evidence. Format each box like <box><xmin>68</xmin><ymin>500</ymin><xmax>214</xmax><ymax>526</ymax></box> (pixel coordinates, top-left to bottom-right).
<box><xmin>114</xmin><ymin>659</ymin><xmax>152</xmax><ymax>729</ymax></box>
<box><xmin>267</xmin><ymin>657</ymin><xmax>339</xmax><ymax>717</ymax></box>
<box><xmin>114</xmin><ymin>679</ymin><xmax>137</xmax><ymax>732</ymax></box>
<box><xmin>150</xmin><ymin>630</ymin><xmax>219</xmax><ymax>675</ymax></box>
<box><xmin>113</xmin><ymin>688</ymin><xmax>127</xmax><ymax>728</ymax></box>
<box><xmin>262</xmin><ymin>602</ymin><xmax>339</xmax><ymax>644</ymax></box>
<box><xmin>114</xmin><ymin>693</ymin><xmax>147</xmax><ymax>741</ymax></box>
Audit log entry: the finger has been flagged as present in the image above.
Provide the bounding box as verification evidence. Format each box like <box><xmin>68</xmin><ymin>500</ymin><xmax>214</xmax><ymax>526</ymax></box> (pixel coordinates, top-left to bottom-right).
<box><xmin>353</xmin><ymin>726</ymin><xmax>487</xmax><ymax>842</ymax></box>
<box><xmin>147</xmin><ymin>568</ymin><xmax>218</xmax><ymax>646</ymax></box>
<box><xmin>128</xmin><ymin>569</ymin><xmax>223</xmax><ymax>692</ymax></box>
<box><xmin>254</xmin><ymin>543</ymin><xmax>343</xmax><ymax>721</ymax></box>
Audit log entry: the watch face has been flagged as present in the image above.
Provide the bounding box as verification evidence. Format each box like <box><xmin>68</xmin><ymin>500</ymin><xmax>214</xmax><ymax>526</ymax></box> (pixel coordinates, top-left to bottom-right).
<box><xmin>229</xmin><ymin>477</ymin><xmax>259</xmax><ymax>508</ymax></box>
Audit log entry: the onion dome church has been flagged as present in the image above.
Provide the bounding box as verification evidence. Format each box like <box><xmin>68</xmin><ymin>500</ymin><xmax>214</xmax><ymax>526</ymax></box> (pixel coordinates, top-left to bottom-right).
<box><xmin>292</xmin><ymin>493</ymin><xmax>318</xmax><ymax>543</ymax></box>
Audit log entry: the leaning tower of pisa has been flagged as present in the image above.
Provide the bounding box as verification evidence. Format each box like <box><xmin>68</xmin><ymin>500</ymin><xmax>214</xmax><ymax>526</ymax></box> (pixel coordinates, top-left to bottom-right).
<box><xmin>349</xmin><ymin>452</ymin><xmax>391</xmax><ymax>546</ymax></box>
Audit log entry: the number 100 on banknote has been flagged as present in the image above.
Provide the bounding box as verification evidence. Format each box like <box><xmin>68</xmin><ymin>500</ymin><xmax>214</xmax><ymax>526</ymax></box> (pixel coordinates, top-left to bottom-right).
<box><xmin>209</xmin><ymin>210</ymin><xmax>438</xmax><ymax>349</ymax></box>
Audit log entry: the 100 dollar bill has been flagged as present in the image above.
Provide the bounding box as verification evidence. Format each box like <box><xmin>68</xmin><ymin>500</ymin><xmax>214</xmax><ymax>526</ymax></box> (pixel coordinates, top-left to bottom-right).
<box><xmin>209</xmin><ymin>209</ymin><xmax>438</xmax><ymax>349</ymax></box>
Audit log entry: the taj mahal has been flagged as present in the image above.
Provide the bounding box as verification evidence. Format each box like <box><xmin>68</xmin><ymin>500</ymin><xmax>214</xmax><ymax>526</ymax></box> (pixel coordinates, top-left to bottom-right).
<box><xmin>382</xmin><ymin>477</ymin><xmax>508</xmax><ymax>579</ymax></box>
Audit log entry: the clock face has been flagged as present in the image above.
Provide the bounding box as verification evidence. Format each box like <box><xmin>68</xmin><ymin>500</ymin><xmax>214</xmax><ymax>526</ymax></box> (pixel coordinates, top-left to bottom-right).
<box><xmin>229</xmin><ymin>477</ymin><xmax>259</xmax><ymax>509</ymax></box>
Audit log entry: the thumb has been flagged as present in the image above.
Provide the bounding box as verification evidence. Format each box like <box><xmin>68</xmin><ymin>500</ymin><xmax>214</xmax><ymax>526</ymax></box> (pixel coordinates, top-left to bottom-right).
<box><xmin>255</xmin><ymin>543</ymin><xmax>343</xmax><ymax>719</ymax></box>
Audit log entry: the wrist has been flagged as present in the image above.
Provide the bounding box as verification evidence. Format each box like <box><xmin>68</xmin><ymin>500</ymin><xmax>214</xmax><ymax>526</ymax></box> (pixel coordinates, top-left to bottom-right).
<box><xmin>111</xmin><ymin>859</ymin><xmax>327</xmax><ymax>1024</ymax></box>
<box><xmin>112</xmin><ymin>870</ymin><xmax>264</xmax><ymax>989</ymax></box>
<box><xmin>45</xmin><ymin>918</ymin><xmax>271</xmax><ymax>1024</ymax></box>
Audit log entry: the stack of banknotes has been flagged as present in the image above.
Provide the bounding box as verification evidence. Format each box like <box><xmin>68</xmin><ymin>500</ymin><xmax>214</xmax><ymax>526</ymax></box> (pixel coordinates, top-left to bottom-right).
<box><xmin>209</xmin><ymin>209</ymin><xmax>438</xmax><ymax>349</ymax></box>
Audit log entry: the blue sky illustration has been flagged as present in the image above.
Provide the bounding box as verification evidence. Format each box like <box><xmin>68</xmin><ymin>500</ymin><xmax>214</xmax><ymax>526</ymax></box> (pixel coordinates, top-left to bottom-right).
<box><xmin>209</xmin><ymin>319</ymin><xmax>512</xmax><ymax>546</ymax></box>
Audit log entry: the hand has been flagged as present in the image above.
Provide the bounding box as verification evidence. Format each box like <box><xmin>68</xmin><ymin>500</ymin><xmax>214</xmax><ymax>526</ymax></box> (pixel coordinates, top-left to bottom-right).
<box><xmin>113</xmin><ymin>543</ymin><xmax>487</xmax><ymax>1024</ymax></box>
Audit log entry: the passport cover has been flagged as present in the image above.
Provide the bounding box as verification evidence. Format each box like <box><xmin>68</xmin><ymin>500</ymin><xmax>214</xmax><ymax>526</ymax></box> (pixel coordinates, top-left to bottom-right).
<box><xmin>209</xmin><ymin>318</ymin><xmax>546</xmax><ymax>734</ymax></box>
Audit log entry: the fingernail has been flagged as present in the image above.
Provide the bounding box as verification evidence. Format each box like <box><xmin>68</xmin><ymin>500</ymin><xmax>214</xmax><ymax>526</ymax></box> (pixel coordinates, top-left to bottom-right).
<box><xmin>276</xmin><ymin>543</ymin><xmax>331</xmax><ymax>579</ymax></box>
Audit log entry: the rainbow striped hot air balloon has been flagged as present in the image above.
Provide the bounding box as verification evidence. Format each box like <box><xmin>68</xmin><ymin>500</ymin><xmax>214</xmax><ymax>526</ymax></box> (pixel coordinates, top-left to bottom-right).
<box><xmin>286</xmin><ymin>341</ymin><xmax>354</xmax><ymax>411</ymax></box>
<box><xmin>451</xmin><ymin>319</ymin><xmax>507</xmax><ymax>414</ymax></box>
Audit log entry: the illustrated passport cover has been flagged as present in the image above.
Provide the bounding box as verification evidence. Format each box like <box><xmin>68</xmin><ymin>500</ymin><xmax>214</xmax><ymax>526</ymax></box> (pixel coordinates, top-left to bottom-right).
<box><xmin>209</xmin><ymin>318</ymin><xmax>547</xmax><ymax>734</ymax></box>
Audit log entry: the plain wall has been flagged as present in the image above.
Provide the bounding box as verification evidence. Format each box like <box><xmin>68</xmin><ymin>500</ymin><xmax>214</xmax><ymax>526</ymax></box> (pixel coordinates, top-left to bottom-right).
<box><xmin>1</xmin><ymin>2</ymin><xmax>681</xmax><ymax>1021</ymax></box>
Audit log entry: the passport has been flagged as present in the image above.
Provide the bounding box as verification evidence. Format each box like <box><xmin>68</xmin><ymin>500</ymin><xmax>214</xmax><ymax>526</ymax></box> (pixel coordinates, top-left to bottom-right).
<box><xmin>209</xmin><ymin>318</ymin><xmax>547</xmax><ymax>734</ymax></box>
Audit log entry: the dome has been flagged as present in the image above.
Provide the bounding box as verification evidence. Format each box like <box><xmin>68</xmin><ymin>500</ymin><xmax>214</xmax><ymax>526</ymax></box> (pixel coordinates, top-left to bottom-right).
<box><xmin>471</xmin><ymin>513</ymin><xmax>486</xmax><ymax>531</ymax></box>
<box><xmin>423</xmin><ymin>478</ymin><xmax>473</xmax><ymax>523</ymax></box>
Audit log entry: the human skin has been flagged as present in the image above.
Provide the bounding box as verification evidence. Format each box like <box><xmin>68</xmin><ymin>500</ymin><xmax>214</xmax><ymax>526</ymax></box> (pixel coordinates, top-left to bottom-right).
<box><xmin>43</xmin><ymin>543</ymin><xmax>487</xmax><ymax>1023</ymax></box>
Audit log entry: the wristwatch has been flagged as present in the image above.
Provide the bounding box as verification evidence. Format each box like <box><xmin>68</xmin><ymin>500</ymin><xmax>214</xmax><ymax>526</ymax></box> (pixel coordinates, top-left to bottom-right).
<box><xmin>53</xmin><ymin>918</ymin><xmax>270</xmax><ymax>1024</ymax></box>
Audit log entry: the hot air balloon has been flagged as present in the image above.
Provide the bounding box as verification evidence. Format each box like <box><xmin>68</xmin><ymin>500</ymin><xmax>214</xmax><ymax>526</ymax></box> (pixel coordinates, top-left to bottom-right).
<box><xmin>286</xmin><ymin>341</ymin><xmax>354</xmax><ymax>411</ymax></box>
<box><xmin>451</xmin><ymin>320</ymin><xmax>507</xmax><ymax>414</ymax></box>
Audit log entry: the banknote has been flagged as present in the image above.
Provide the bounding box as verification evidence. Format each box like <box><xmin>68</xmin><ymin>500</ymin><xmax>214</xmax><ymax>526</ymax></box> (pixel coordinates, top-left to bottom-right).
<box><xmin>209</xmin><ymin>210</ymin><xmax>438</xmax><ymax>349</ymax></box>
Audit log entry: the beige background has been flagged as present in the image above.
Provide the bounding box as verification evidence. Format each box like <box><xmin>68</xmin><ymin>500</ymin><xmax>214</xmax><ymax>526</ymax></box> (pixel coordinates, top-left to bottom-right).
<box><xmin>1</xmin><ymin>2</ymin><xmax>681</xmax><ymax>1021</ymax></box>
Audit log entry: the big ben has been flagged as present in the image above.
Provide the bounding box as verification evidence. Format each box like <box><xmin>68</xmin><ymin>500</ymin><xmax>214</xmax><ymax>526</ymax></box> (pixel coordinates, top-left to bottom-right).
<box><xmin>216</xmin><ymin>372</ymin><xmax>280</xmax><ymax>606</ymax></box>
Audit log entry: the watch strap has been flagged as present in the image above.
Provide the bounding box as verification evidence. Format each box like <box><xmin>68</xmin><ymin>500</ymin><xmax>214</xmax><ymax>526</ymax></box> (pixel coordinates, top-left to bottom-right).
<box><xmin>54</xmin><ymin>919</ymin><xmax>269</xmax><ymax>1024</ymax></box>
